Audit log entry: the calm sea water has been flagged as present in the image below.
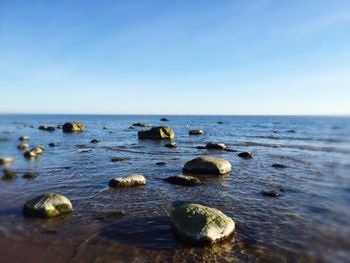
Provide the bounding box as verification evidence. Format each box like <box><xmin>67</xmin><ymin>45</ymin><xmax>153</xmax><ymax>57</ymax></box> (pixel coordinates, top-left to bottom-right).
<box><xmin>0</xmin><ymin>115</ymin><xmax>349</xmax><ymax>263</ymax></box>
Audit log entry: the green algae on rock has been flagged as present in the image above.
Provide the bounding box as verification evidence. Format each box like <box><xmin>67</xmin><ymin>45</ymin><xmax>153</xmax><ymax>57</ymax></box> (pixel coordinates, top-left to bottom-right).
<box><xmin>171</xmin><ymin>203</ymin><xmax>235</xmax><ymax>244</ymax></box>
<box><xmin>23</xmin><ymin>193</ymin><xmax>73</xmax><ymax>218</ymax></box>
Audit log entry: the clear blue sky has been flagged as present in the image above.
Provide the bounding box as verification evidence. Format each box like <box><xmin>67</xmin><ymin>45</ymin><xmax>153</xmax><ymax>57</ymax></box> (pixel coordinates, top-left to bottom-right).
<box><xmin>0</xmin><ymin>0</ymin><xmax>349</xmax><ymax>115</ymax></box>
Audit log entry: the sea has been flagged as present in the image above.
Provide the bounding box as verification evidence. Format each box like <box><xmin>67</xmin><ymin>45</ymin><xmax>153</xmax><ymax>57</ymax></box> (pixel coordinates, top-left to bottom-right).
<box><xmin>0</xmin><ymin>115</ymin><xmax>349</xmax><ymax>263</ymax></box>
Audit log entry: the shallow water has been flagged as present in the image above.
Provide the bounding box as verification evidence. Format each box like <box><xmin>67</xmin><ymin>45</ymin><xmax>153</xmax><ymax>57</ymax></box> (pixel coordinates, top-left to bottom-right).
<box><xmin>0</xmin><ymin>115</ymin><xmax>349</xmax><ymax>263</ymax></box>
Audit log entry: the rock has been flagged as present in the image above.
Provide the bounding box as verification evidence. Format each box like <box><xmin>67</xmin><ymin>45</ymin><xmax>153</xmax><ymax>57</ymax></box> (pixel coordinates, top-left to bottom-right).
<box><xmin>156</xmin><ymin>161</ymin><xmax>166</xmax><ymax>166</ymax></box>
<box><xmin>2</xmin><ymin>169</ymin><xmax>17</xmax><ymax>180</ymax></box>
<box><xmin>183</xmin><ymin>156</ymin><xmax>232</xmax><ymax>175</ymax></box>
<box><xmin>189</xmin><ymin>130</ymin><xmax>204</xmax><ymax>135</ymax></box>
<box><xmin>272</xmin><ymin>163</ymin><xmax>287</xmax><ymax>169</ymax></box>
<box><xmin>63</xmin><ymin>122</ymin><xmax>85</xmax><ymax>132</ymax></box>
<box><xmin>49</xmin><ymin>143</ymin><xmax>56</xmax><ymax>147</ymax></box>
<box><xmin>165</xmin><ymin>142</ymin><xmax>177</xmax><ymax>148</ymax></box>
<box><xmin>238</xmin><ymin>152</ymin><xmax>254</xmax><ymax>159</ymax></box>
<box><xmin>132</xmin><ymin>122</ymin><xmax>151</xmax><ymax>127</ymax></box>
<box><xmin>160</xmin><ymin>117</ymin><xmax>169</xmax><ymax>121</ymax></box>
<box><xmin>24</xmin><ymin>146</ymin><xmax>44</xmax><ymax>158</ymax></box>
<box><xmin>0</xmin><ymin>157</ymin><xmax>14</xmax><ymax>165</ymax></box>
<box><xmin>19</xmin><ymin>136</ymin><xmax>30</xmax><ymax>141</ymax></box>
<box><xmin>23</xmin><ymin>172</ymin><xmax>39</xmax><ymax>179</ymax></box>
<box><xmin>224</xmin><ymin>149</ymin><xmax>237</xmax><ymax>152</ymax></box>
<box><xmin>56</xmin><ymin>125</ymin><xmax>63</xmax><ymax>129</ymax></box>
<box><xmin>286</xmin><ymin>130</ymin><xmax>295</xmax><ymax>133</ymax></box>
<box><xmin>108</xmin><ymin>174</ymin><xmax>146</xmax><ymax>187</ymax></box>
<box><xmin>171</xmin><ymin>203</ymin><xmax>235</xmax><ymax>244</ymax></box>
<box><xmin>261</xmin><ymin>190</ymin><xmax>281</xmax><ymax>198</ymax></box>
<box><xmin>90</xmin><ymin>139</ymin><xmax>100</xmax><ymax>144</ymax></box>
<box><xmin>138</xmin><ymin>126</ymin><xmax>175</xmax><ymax>140</ymax></box>
<box><xmin>111</xmin><ymin>157</ymin><xmax>131</xmax><ymax>162</ymax></box>
<box><xmin>39</xmin><ymin>125</ymin><xmax>56</xmax><ymax>131</ymax></box>
<box><xmin>98</xmin><ymin>211</ymin><xmax>126</xmax><ymax>221</ymax></box>
<box><xmin>128</xmin><ymin>126</ymin><xmax>135</xmax><ymax>129</ymax></box>
<box><xmin>205</xmin><ymin>142</ymin><xmax>227</xmax><ymax>150</ymax></box>
<box><xmin>18</xmin><ymin>143</ymin><xmax>29</xmax><ymax>150</ymax></box>
<box><xmin>196</xmin><ymin>146</ymin><xmax>206</xmax><ymax>149</ymax></box>
<box><xmin>164</xmin><ymin>175</ymin><xmax>201</xmax><ymax>186</ymax></box>
<box><xmin>103</xmin><ymin>127</ymin><xmax>108</xmax><ymax>130</ymax></box>
<box><xmin>23</xmin><ymin>193</ymin><xmax>73</xmax><ymax>218</ymax></box>
<box><xmin>217</xmin><ymin>121</ymin><xmax>224</xmax><ymax>124</ymax></box>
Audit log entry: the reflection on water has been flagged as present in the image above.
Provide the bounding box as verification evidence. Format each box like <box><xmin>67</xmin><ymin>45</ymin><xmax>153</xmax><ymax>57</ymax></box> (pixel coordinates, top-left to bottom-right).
<box><xmin>0</xmin><ymin>115</ymin><xmax>349</xmax><ymax>262</ymax></box>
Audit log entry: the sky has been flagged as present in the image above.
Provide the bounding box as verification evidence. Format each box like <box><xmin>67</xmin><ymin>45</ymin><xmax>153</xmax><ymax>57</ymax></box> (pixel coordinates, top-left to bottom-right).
<box><xmin>0</xmin><ymin>0</ymin><xmax>349</xmax><ymax>115</ymax></box>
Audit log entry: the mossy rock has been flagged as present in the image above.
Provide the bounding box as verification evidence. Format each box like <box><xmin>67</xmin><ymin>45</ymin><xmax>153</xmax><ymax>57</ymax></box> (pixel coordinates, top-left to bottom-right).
<box><xmin>171</xmin><ymin>203</ymin><xmax>235</xmax><ymax>244</ymax></box>
<box><xmin>23</xmin><ymin>193</ymin><xmax>73</xmax><ymax>218</ymax></box>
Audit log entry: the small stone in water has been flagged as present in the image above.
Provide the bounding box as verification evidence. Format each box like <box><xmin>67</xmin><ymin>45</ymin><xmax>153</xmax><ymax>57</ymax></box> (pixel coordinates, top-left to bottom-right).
<box><xmin>261</xmin><ymin>190</ymin><xmax>281</xmax><ymax>198</ymax></box>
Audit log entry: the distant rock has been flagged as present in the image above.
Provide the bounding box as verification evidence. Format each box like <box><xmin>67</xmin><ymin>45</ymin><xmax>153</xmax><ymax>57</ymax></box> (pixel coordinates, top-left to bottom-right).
<box><xmin>63</xmin><ymin>122</ymin><xmax>85</xmax><ymax>132</ymax></box>
<box><xmin>183</xmin><ymin>156</ymin><xmax>232</xmax><ymax>175</ymax></box>
<box><xmin>205</xmin><ymin>142</ymin><xmax>227</xmax><ymax>150</ymax></box>
<box><xmin>138</xmin><ymin>126</ymin><xmax>175</xmax><ymax>140</ymax></box>
<box><xmin>189</xmin><ymin>130</ymin><xmax>204</xmax><ymax>135</ymax></box>
<box><xmin>224</xmin><ymin>149</ymin><xmax>238</xmax><ymax>152</ymax></box>
<box><xmin>160</xmin><ymin>117</ymin><xmax>169</xmax><ymax>121</ymax></box>
<box><xmin>90</xmin><ymin>139</ymin><xmax>100</xmax><ymax>144</ymax></box>
<box><xmin>56</xmin><ymin>125</ymin><xmax>63</xmax><ymax>129</ymax></box>
<box><xmin>156</xmin><ymin>161</ymin><xmax>166</xmax><ymax>166</ymax></box>
<box><xmin>165</xmin><ymin>142</ymin><xmax>177</xmax><ymax>148</ymax></box>
<box><xmin>19</xmin><ymin>136</ymin><xmax>30</xmax><ymax>141</ymax></box>
<box><xmin>23</xmin><ymin>193</ymin><xmax>73</xmax><ymax>218</ymax></box>
<box><xmin>0</xmin><ymin>157</ymin><xmax>14</xmax><ymax>165</ymax></box>
<box><xmin>1</xmin><ymin>169</ymin><xmax>17</xmax><ymax>181</ymax></box>
<box><xmin>18</xmin><ymin>143</ymin><xmax>29</xmax><ymax>150</ymax></box>
<box><xmin>196</xmin><ymin>146</ymin><xmax>206</xmax><ymax>149</ymax></box>
<box><xmin>49</xmin><ymin>143</ymin><xmax>56</xmax><ymax>147</ymax></box>
<box><xmin>108</xmin><ymin>174</ymin><xmax>146</xmax><ymax>187</ymax></box>
<box><xmin>171</xmin><ymin>203</ymin><xmax>235</xmax><ymax>244</ymax></box>
<box><xmin>39</xmin><ymin>125</ymin><xmax>56</xmax><ymax>131</ymax></box>
<box><xmin>128</xmin><ymin>126</ymin><xmax>135</xmax><ymax>129</ymax></box>
<box><xmin>261</xmin><ymin>190</ymin><xmax>281</xmax><ymax>198</ymax></box>
<box><xmin>238</xmin><ymin>152</ymin><xmax>254</xmax><ymax>159</ymax></box>
<box><xmin>217</xmin><ymin>121</ymin><xmax>224</xmax><ymax>124</ymax></box>
<box><xmin>111</xmin><ymin>157</ymin><xmax>131</xmax><ymax>162</ymax></box>
<box><xmin>23</xmin><ymin>172</ymin><xmax>39</xmax><ymax>179</ymax></box>
<box><xmin>132</xmin><ymin>122</ymin><xmax>152</xmax><ymax>127</ymax></box>
<box><xmin>164</xmin><ymin>175</ymin><xmax>201</xmax><ymax>186</ymax></box>
<box><xmin>286</xmin><ymin>130</ymin><xmax>296</xmax><ymax>133</ymax></box>
<box><xmin>272</xmin><ymin>163</ymin><xmax>287</xmax><ymax>169</ymax></box>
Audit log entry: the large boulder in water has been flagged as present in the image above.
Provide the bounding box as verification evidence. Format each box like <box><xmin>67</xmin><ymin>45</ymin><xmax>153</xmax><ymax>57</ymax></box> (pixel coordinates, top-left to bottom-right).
<box><xmin>108</xmin><ymin>174</ymin><xmax>146</xmax><ymax>187</ymax></box>
<box><xmin>138</xmin><ymin>126</ymin><xmax>175</xmax><ymax>140</ymax></box>
<box><xmin>63</xmin><ymin>122</ymin><xmax>85</xmax><ymax>132</ymax></box>
<box><xmin>183</xmin><ymin>156</ymin><xmax>232</xmax><ymax>175</ymax></box>
<box><xmin>23</xmin><ymin>193</ymin><xmax>73</xmax><ymax>218</ymax></box>
<box><xmin>171</xmin><ymin>203</ymin><xmax>235</xmax><ymax>244</ymax></box>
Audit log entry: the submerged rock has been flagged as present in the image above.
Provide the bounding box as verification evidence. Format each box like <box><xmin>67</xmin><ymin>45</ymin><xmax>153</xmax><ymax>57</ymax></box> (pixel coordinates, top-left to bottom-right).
<box><xmin>0</xmin><ymin>157</ymin><xmax>14</xmax><ymax>165</ymax></box>
<box><xmin>171</xmin><ymin>203</ymin><xmax>235</xmax><ymax>244</ymax></box>
<box><xmin>39</xmin><ymin>125</ymin><xmax>56</xmax><ymax>131</ymax></box>
<box><xmin>63</xmin><ymin>122</ymin><xmax>85</xmax><ymax>132</ymax></box>
<box><xmin>165</xmin><ymin>142</ymin><xmax>177</xmax><ymax>148</ymax></box>
<box><xmin>108</xmin><ymin>174</ymin><xmax>146</xmax><ymax>187</ymax></box>
<box><xmin>23</xmin><ymin>172</ymin><xmax>39</xmax><ymax>179</ymax></box>
<box><xmin>272</xmin><ymin>163</ymin><xmax>287</xmax><ymax>169</ymax></box>
<box><xmin>189</xmin><ymin>130</ymin><xmax>204</xmax><ymax>135</ymax></box>
<box><xmin>160</xmin><ymin>117</ymin><xmax>169</xmax><ymax>121</ymax></box>
<box><xmin>23</xmin><ymin>193</ymin><xmax>73</xmax><ymax>218</ymax></box>
<box><xmin>156</xmin><ymin>161</ymin><xmax>167</xmax><ymax>166</ymax></box>
<box><xmin>261</xmin><ymin>190</ymin><xmax>281</xmax><ymax>198</ymax></box>
<box><xmin>183</xmin><ymin>156</ymin><xmax>232</xmax><ymax>175</ymax></box>
<box><xmin>98</xmin><ymin>211</ymin><xmax>126</xmax><ymax>221</ymax></box>
<box><xmin>56</xmin><ymin>125</ymin><xmax>63</xmax><ymax>129</ymax></box>
<box><xmin>164</xmin><ymin>175</ymin><xmax>201</xmax><ymax>186</ymax></box>
<box><xmin>18</xmin><ymin>143</ymin><xmax>29</xmax><ymax>150</ymax></box>
<box><xmin>90</xmin><ymin>139</ymin><xmax>100</xmax><ymax>144</ymax></box>
<box><xmin>132</xmin><ymin>122</ymin><xmax>151</xmax><ymax>127</ymax></box>
<box><xmin>217</xmin><ymin>121</ymin><xmax>224</xmax><ymax>124</ymax></box>
<box><xmin>205</xmin><ymin>142</ymin><xmax>227</xmax><ymax>150</ymax></box>
<box><xmin>49</xmin><ymin>143</ymin><xmax>56</xmax><ymax>147</ymax></box>
<box><xmin>19</xmin><ymin>136</ymin><xmax>30</xmax><ymax>141</ymax></box>
<box><xmin>111</xmin><ymin>157</ymin><xmax>131</xmax><ymax>162</ymax></box>
<box><xmin>138</xmin><ymin>126</ymin><xmax>175</xmax><ymax>140</ymax></box>
<box><xmin>2</xmin><ymin>169</ymin><xmax>17</xmax><ymax>181</ymax></box>
<box><xmin>238</xmin><ymin>152</ymin><xmax>254</xmax><ymax>159</ymax></box>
